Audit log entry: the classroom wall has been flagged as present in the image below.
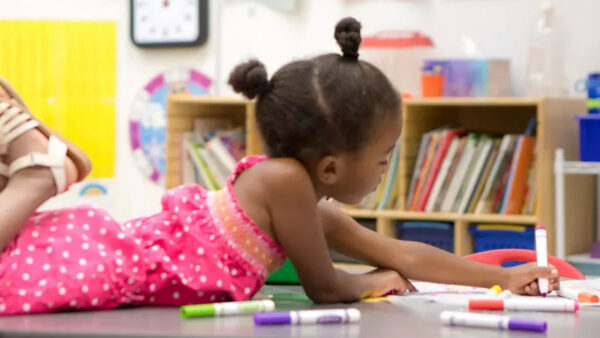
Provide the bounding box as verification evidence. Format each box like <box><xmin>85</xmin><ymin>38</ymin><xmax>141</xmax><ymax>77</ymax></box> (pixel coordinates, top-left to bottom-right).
<box><xmin>1</xmin><ymin>0</ymin><xmax>599</xmax><ymax>221</ymax></box>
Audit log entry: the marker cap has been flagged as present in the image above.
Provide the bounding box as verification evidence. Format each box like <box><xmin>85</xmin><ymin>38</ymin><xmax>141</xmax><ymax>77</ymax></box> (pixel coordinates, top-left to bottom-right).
<box><xmin>508</xmin><ymin>318</ymin><xmax>547</xmax><ymax>332</ymax></box>
<box><xmin>254</xmin><ymin>312</ymin><xmax>291</xmax><ymax>325</ymax></box>
<box><xmin>180</xmin><ymin>304</ymin><xmax>215</xmax><ymax>318</ymax></box>
<box><xmin>469</xmin><ymin>299</ymin><xmax>504</xmax><ymax>310</ymax></box>
<box><xmin>490</xmin><ymin>285</ymin><xmax>502</xmax><ymax>294</ymax></box>
<box><xmin>579</xmin><ymin>292</ymin><xmax>600</xmax><ymax>303</ymax></box>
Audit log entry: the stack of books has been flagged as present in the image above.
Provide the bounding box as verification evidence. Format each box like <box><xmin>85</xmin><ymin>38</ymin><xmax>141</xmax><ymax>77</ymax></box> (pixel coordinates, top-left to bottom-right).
<box><xmin>358</xmin><ymin>138</ymin><xmax>402</xmax><ymax>210</ymax></box>
<box><xmin>406</xmin><ymin>120</ymin><xmax>537</xmax><ymax>215</ymax></box>
<box><xmin>180</xmin><ymin>118</ymin><xmax>246</xmax><ymax>189</ymax></box>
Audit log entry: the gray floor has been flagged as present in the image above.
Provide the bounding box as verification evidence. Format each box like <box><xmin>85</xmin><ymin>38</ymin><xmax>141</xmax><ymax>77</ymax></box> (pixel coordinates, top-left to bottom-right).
<box><xmin>0</xmin><ymin>285</ymin><xmax>598</xmax><ymax>337</ymax></box>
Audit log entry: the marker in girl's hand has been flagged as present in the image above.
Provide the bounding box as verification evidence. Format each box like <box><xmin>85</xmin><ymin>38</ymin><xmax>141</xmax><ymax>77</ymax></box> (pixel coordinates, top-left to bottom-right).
<box><xmin>535</xmin><ymin>226</ymin><xmax>549</xmax><ymax>296</ymax></box>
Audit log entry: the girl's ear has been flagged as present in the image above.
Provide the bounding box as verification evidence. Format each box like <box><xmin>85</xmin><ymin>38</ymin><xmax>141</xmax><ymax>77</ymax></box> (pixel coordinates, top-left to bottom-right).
<box><xmin>315</xmin><ymin>155</ymin><xmax>342</xmax><ymax>185</ymax></box>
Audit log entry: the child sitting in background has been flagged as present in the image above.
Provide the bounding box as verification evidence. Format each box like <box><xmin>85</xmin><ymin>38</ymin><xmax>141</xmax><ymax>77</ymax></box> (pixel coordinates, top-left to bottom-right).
<box><xmin>0</xmin><ymin>17</ymin><xmax>558</xmax><ymax>315</ymax></box>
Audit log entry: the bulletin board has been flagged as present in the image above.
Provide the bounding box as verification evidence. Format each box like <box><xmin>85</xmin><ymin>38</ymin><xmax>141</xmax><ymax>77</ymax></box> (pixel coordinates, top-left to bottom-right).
<box><xmin>0</xmin><ymin>20</ymin><xmax>116</xmax><ymax>178</ymax></box>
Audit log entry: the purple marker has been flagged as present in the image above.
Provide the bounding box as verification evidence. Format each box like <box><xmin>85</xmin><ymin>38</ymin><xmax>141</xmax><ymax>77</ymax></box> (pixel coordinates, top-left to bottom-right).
<box><xmin>254</xmin><ymin>308</ymin><xmax>361</xmax><ymax>325</ymax></box>
<box><xmin>441</xmin><ymin>311</ymin><xmax>547</xmax><ymax>333</ymax></box>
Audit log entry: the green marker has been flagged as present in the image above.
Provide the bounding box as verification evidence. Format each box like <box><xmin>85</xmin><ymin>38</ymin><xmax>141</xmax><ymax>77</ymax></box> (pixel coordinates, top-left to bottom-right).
<box><xmin>180</xmin><ymin>299</ymin><xmax>275</xmax><ymax>318</ymax></box>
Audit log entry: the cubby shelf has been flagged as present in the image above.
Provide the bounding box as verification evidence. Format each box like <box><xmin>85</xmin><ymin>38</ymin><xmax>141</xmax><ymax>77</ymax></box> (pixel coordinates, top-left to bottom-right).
<box><xmin>166</xmin><ymin>96</ymin><xmax>595</xmax><ymax>257</ymax></box>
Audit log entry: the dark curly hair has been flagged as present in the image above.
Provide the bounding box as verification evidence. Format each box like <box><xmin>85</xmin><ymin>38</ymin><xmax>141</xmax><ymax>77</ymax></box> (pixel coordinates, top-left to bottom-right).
<box><xmin>228</xmin><ymin>17</ymin><xmax>400</xmax><ymax>159</ymax></box>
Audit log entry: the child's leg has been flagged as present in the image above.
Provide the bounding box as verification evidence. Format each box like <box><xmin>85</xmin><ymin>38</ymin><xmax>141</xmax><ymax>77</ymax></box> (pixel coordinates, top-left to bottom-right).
<box><xmin>0</xmin><ymin>167</ymin><xmax>57</xmax><ymax>250</ymax></box>
<box><xmin>0</xmin><ymin>118</ymin><xmax>79</xmax><ymax>250</ymax></box>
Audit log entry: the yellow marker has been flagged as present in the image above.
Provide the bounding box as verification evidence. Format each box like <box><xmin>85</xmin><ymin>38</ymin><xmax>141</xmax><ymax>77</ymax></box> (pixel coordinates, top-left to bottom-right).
<box><xmin>363</xmin><ymin>297</ymin><xmax>391</xmax><ymax>303</ymax></box>
<box><xmin>486</xmin><ymin>285</ymin><xmax>502</xmax><ymax>297</ymax></box>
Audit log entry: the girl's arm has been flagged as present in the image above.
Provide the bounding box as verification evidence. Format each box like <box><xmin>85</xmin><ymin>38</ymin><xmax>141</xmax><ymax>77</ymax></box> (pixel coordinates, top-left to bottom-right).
<box><xmin>319</xmin><ymin>200</ymin><xmax>558</xmax><ymax>294</ymax></box>
<box><xmin>264</xmin><ymin>161</ymin><xmax>405</xmax><ymax>303</ymax></box>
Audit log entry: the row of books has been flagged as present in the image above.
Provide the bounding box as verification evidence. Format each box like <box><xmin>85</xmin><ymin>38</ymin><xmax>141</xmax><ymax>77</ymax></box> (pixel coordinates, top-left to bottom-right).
<box><xmin>180</xmin><ymin>118</ymin><xmax>246</xmax><ymax>189</ymax></box>
<box><xmin>406</xmin><ymin>121</ymin><xmax>537</xmax><ymax>215</ymax></box>
<box><xmin>358</xmin><ymin>138</ymin><xmax>402</xmax><ymax>210</ymax></box>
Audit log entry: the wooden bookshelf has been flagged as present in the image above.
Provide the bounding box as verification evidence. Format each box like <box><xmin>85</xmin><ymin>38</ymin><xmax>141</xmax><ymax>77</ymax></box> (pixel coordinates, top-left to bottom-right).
<box><xmin>165</xmin><ymin>95</ymin><xmax>262</xmax><ymax>189</ymax></box>
<box><xmin>165</xmin><ymin>96</ymin><xmax>595</xmax><ymax>258</ymax></box>
<box><xmin>394</xmin><ymin>97</ymin><xmax>594</xmax><ymax>256</ymax></box>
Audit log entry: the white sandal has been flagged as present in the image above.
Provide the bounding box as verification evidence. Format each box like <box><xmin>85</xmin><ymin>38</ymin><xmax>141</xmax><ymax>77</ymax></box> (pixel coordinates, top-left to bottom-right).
<box><xmin>0</xmin><ymin>78</ymin><xmax>91</xmax><ymax>193</ymax></box>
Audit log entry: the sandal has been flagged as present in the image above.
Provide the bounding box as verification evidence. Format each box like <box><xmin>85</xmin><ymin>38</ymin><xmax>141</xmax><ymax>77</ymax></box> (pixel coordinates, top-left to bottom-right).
<box><xmin>0</xmin><ymin>77</ymin><xmax>91</xmax><ymax>193</ymax></box>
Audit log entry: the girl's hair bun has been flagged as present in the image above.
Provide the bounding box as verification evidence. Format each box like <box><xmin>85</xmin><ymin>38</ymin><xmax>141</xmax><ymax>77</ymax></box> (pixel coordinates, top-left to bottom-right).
<box><xmin>228</xmin><ymin>59</ymin><xmax>270</xmax><ymax>99</ymax></box>
<box><xmin>334</xmin><ymin>17</ymin><xmax>362</xmax><ymax>58</ymax></box>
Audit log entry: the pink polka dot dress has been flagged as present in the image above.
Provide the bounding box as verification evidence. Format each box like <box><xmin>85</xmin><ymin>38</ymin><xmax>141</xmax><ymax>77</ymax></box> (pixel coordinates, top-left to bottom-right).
<box><xmin>0</xmin><ymin>155</ymin><xmax>286</xmax><ymax>315</ymax></box>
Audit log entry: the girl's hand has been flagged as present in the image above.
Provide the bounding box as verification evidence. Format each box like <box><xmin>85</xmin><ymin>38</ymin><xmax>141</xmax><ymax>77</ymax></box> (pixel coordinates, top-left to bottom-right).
<box><xmin>365</xmin><ymin>268</ymin><xmax>417</xmax><ymax>298</ymax></box>
<box><xmin>502</xmin><ymin>262</ymin><xmax>560</xmax><ymax>295</ymax></box>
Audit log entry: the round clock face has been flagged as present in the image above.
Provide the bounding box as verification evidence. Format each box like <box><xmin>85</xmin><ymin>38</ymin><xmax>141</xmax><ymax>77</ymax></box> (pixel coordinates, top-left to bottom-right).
<box><xmin>131</xmin><ymin>0</ymin><xmax>206</xmax><ymax>47</ymax></box>
<box><xmin>129</xmin><ymin>68</ymin><xmax>212</xmax><ymax>185</ymax></box>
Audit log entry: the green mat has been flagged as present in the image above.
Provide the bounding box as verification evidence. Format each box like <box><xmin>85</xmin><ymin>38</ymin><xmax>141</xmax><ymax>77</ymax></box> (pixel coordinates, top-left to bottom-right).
<box><xmin>266</xmin><ymin>258</ymin><xmax>300</xmax><ymax>284</ymax></box>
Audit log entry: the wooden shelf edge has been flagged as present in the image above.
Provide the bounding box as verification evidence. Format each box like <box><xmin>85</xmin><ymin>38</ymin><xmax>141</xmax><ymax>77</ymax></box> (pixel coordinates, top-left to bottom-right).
<box><xmin>462</xmin><ymin>213</ymin><xmax>537</xmax><ymax>225</ymax></box>
<box><xmin>379</xmin><ymin>210</ymin><xmax>458</xmax><ymax>221</ymax></box>
<box><xmin>342</xmin><ymin>208</ymin><xmax>537</xmax><ymax>224</ymax></box>
<box><xmin>403</xmin><ymin>97</ymin><xmax>543</xmax><ymax>107</ymax></box>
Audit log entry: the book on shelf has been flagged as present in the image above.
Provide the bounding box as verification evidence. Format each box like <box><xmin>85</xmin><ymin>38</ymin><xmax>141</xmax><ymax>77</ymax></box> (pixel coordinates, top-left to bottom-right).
<box><xmin>440</xmin><ymin>133</ymin><xmax>479</xmax><ymax>212</ymax></box>
<box><xmin>501</xmin><ymin>135</ymin><xmax>536</xmax><ymax>214</ymax></box>
<box><xmin>457</xmin><ymin>137</ymin><xmax>496</xmax><ymax>213</ymax></box>
<box><xmin>431</xmin><ymin>137</ymin><xmax>466</xmax><ymax>212</ymax></box>
<box><xmin>187</xmin><ymin>141</ymin><xmax>219</xmax><ymax>190</ymax></box>
<box><xmin>180</xmin><ymin>132</ymin><xmax>199</xmax><ymax>185</ymax></box>
<box><xmin>378</xmin><ymin>138</ymin><xmax>401</xmax><ymax>210</ymax></box>
<box><xmin>475</xmin><ymin>134</ymin><xmax>519</xmax><ymax>214</ymax></box>
<box><xmin>409</xmin><ymin>130</ymin><xmax>442</xmax><ymax>210</ymax></box>
<box><xmin>180</xmin><ymin>118</ymin><xmax>246</xmax><ymax>190</ymax></box>
<box><xmin>522</xmin><ymin>150</ymin><xmax>537</xmax><ymax>215</ymax></box>
<box><xmin>406</xmin><ymin>120</ymin><xmax>537</xmax><ymax>216</ymax></box>
<box><xmin>417</xmin><ymin>129</ymin><xmax>457</xmax><ymax>211</ymax></box>
<box><xmin>425</xmin><ymin>137</ymin><xmax>460</xmax><ymax>212</ymax></box>
<box><xmin>406</xmin><ymin>129</ymin><xmax>434</xmax><ymax>209</ymax></box>
<box><xmin>465</xmin><ymin>139</ymin><xmax>500</xmax><ymax>213</ymax></box>
<box><xmin>452</xmin><ymin>134</ymin><xmax>486</xmax><ymax>212</ymax></box>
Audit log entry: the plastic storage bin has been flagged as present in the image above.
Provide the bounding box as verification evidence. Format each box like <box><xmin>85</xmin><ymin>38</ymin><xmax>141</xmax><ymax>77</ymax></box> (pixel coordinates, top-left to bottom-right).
<box><xmin>469</xmin><ymin>224</ymin><xmax>534</xmax><ymax>267</ymax></box>
<box><xmin>396</xmin><ymin>221</ymin><xmax>454</xmax><ymax>253</ymax></box>
<box><xmin>576</xmin><ymin>115</ymin><xmax>600</xmax><ymax>162</ymax></box>
<box><xmin>361</xmin><ymin>31</ymin><xmax>434</xmax><ymax>97</ymax></box>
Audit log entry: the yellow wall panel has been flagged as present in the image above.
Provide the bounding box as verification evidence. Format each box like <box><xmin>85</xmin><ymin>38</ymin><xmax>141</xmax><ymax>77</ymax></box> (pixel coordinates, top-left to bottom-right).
<box><xmin>0</xmin><ymin>20</ymin><xmax>116</xmax><ymax>178</ymax></box>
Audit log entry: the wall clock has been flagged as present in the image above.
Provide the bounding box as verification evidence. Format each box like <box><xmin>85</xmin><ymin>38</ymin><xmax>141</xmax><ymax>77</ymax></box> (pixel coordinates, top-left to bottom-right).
<box><xmin>130</xmin><ymin>0</ymin><xmax>208</xmax><ymax>48</ymax></box>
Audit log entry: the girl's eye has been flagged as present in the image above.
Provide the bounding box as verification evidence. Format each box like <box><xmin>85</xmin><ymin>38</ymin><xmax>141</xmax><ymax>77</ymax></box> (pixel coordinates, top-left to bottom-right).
<box><xmin>378</xmin><ymin>160</ymin><xmax>388</xmax><ymax>166</ymax></box>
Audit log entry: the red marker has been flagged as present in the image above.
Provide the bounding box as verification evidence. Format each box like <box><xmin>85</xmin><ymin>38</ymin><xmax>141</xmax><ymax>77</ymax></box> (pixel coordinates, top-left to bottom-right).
<box><xmin>469</xmin><ymin>298</ymin><xmax>578</xmax><ymax>312</ymax></box>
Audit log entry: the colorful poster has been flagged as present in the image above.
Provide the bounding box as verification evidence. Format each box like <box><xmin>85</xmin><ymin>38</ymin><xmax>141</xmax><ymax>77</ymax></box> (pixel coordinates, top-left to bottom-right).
<box><xmin>129</xmin><ymin>67</ymin><xmax>212</xmax><ymax>185</ymax></box>
<box><xmin>0</xmin><ymin>20</ymin><xmax>116</xmax><ymax>178</ymax></box>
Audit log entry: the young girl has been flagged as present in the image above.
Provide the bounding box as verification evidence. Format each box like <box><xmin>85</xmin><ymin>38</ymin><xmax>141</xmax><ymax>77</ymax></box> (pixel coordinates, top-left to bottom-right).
<box><xmin>0</xmin><ymin>17</ymin><xmax>558</xmax><ymax>315</ymax></box>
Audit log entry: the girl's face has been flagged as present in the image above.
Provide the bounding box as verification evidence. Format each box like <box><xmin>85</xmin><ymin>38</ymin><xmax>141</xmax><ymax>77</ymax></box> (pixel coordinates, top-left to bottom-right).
<box><xmin>333</xmin><ymin>112</ymin><xmax>403</xmax><ymax>205</ymax></box>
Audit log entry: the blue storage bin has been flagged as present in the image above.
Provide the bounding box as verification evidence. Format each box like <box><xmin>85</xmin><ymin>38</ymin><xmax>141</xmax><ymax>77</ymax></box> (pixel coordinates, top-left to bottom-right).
<box><xmin>469</xmin><ymin>225</ymin><xmax>534</xmax><ymax>267</ymax></box>
<box><xmin>576</xmin><ymin>115</ymin><xmax>600</xmax><ymax>162</ymax></box>
<box><xmin>396</xmin><ymin>221</ymin><xmax>454</xmax><ymax>253</ymax></box>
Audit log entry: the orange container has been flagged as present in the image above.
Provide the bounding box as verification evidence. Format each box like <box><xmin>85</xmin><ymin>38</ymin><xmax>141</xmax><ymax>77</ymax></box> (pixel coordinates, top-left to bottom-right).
<box><xmin>421</xmin><ymin>73</ymin><xmax>444</xmax><ymax>97</ymax></box>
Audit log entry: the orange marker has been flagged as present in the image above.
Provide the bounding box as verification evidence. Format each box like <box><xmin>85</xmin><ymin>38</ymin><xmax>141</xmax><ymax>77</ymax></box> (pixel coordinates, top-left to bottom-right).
<box><xmin>558</xmin><ymin>288</ymin><xmax>599</xmax><ymax>303</ymax></box>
